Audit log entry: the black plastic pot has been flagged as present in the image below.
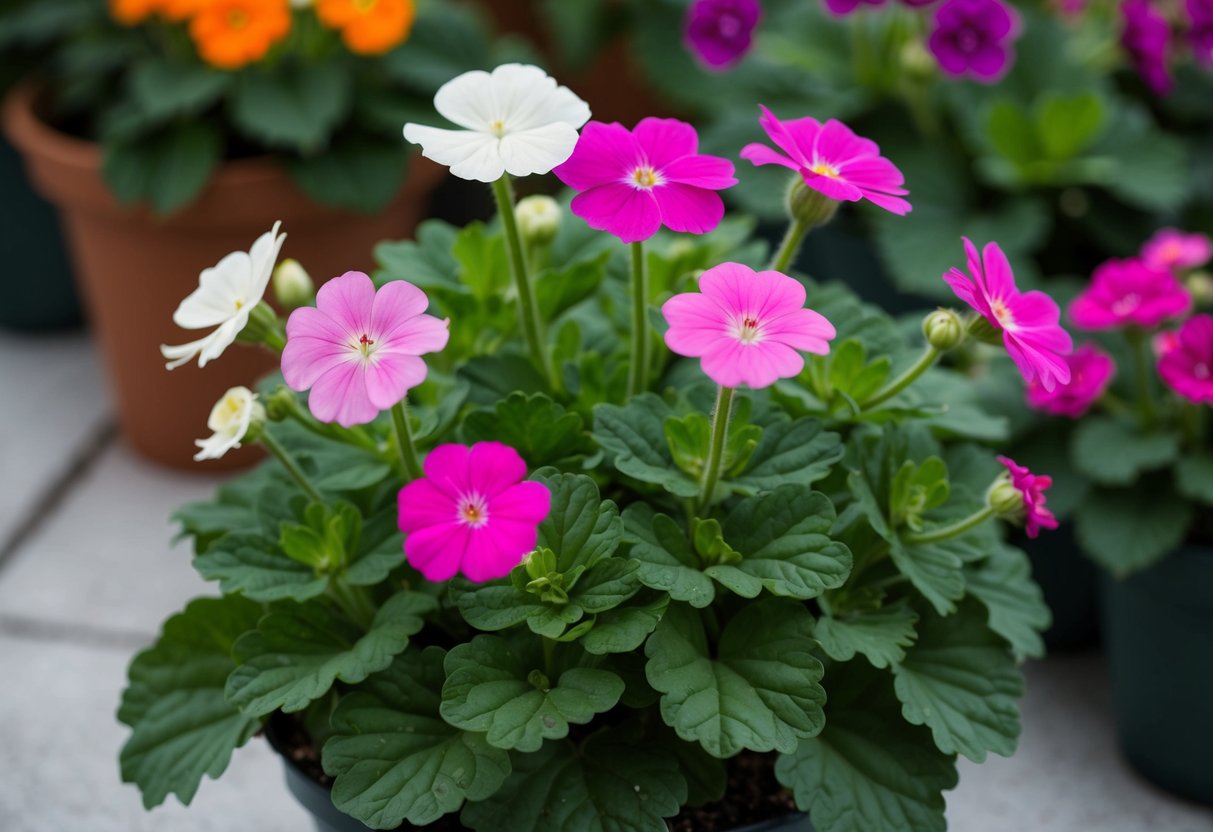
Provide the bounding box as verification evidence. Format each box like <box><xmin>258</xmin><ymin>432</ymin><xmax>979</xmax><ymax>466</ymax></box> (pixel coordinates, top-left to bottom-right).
<box><xmin>1018</xmin><ymin>523</ymin><xmax>1101</xmax><ymax>651</ymax></box>
<box><xmin>1101</xmin><ymin>544</ymin><xmax>1213</xmax><ymax>806</ymax></box>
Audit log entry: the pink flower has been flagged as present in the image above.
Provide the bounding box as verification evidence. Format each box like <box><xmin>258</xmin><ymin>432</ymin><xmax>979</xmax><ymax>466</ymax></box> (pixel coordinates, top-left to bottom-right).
<box><xmin>740</xmin><ymin>106</ymin><xmax>911</xmax><ymax>215</ymax></box>
<box><xmin>661</xmin><ymin>262</ymin><xmax>836</xmax><ymax>389</ymax></box>
<box><xmin>1069</xmin><ymin>258</ymin><xmax>1191</xmax><ymax>331</ymax></box>
<box><xmin>397</xmin><ymin>442</ymin><xmax>552</xmax><ymax>583</ymax></box>
<box><xmin>943</xmin><ymin>237</ymin><xmax>1072</xmax><ymax>391</ymax></box>
<box><xmin>553</xmin><ymin>118</ymin><xmax>736</xmax><ymax>244</ymax></box>
<box><xmin>282</xmin><ymin>272</ymin><xmax>449</xmax><ymax>427</ymax></box>
<box><xmin>1158</xmin><ymin>314</ymin><xmax>1213</xmax><ymax>404</ymax></box>
<box><xmin>684</xmin><ymin>0</ymin><xmax>762</xmax><ymax>70</ymax></box>
<box><xmin>928</xmin><ymin>0</ymin><xmax>1022</xmax><ymax>83</ymax></box>
<box><xmin>1141</xmin><ymin>228</ymin><xmax>1213</xmax><ymax>272</ymax></box>
<box><xmin>997</xmin><ymin>456</ymin><xmax>1058</xmax><ymax>539</ymax></box>
<box><xmin>1026</xmin><ymin>343</ymin><xmax>1115</xmax><ymax>418</ymax></box>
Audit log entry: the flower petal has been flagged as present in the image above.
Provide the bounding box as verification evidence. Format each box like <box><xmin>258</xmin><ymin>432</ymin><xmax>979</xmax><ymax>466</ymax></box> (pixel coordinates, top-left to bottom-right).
<box><xmin>423</xmin><ymin>444</ymin><xmax>473</xmax><ymax>498</ymax></box>
<box><xmin>499</xmin><ymin>123</ymin><xmax>582</xmax><ymax>177</ymax></box>
<box><xmin>406</xmin><ymin>521</ymin><xmax>470</xmax><ymax>582</ymax></box>
<box><xmin>371</xmin><ymin>279</ymin><xmax>429</xmax><ymax>335</ymax></box>
<box><xmin>489</xmin><ymin>481</ymin><xmax>552</xmax><ymax>525</ymax></box>
<box><xmin>308</xmin><ymin>363</ymin><xmax>378</xmax><ymax>427</ymax></box>
<box><xmin>739</xmin><ymin>142</ymin><xmax>800</xmax><ymax>172</ymax></box>
<box><xmin>634</xmin><ymin>117</ymin><xmax>699</xmax><ymax>168</ymax></box>
<box><xmin>570</xmin><ymin>184</ymin><xmax>662</xmax><ymax>244</ymax></box>
<box><xmin>461</xmin><ymin>520</ymin><xmax>537</xmax><ymax>582</ymax></box>
<box><xmin>433</xmin><ymin>69</ymin><xmax>497</xmax><ymax>131</ymax></box>
<box><xmin>467</xmin><ymin>442</ymin><xmax>528</xmax><ymax>497</ymax></box>
<box><xmin>281</xmin><ymin>334</ymin><xmax>352</xmax><ymax>392</ymax></box>
<box><xmin>662</xmin><ymin>293</ymin><xmax>730</xmax><ymax>357</ymax></box>
<box><xmin>554</xmin><ymin>121</ymin><xmax>640</xmax><ymax>191</ymax></box>
<box><xmin>661</xmin><ymin>154</ymin><xmax>738</xmax><ymax>189</ymax></box>
<box><xmin>652</xmin><ymin>183</ymin><xmax>725</xmax><ymax>236</ymax></box>
<box><xmin>399</xmin><ymin>478</ymin><xmax>458</xmax><ymax>533</ymax></box>
<box><xmin>315</xmin><ymin>271</ymin><xmax>375</xmax><ymax>339</ymax></box>
<box><xmin>489</xmin><ymin>63</ymin><xmax>590</xmax><ymax>131</ymax></box>
<box><xmin>403</xmin><ymin>124</ymin><xmax>504</xmax><ymax>183</ymax></box>
<box><xmin>365</xmin><ymin>354</ymin><xmax>428</xmax><ymax>410</ymax></box>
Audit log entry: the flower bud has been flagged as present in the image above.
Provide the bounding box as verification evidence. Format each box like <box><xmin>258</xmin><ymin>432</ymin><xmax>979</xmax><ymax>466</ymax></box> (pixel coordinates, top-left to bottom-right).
<box><xmin>986</xmin><ymin>476</ymin><xmax>1025</xmax><ymax>521</ymax></box>
<box><xmin>515</xmin><ymin>195</ymin><xmax>562</xmax><ymax>246</ymax></box>
<box><xmin>273</xmin><ymin>258</ymin><xmax>315</xmax><ymax>310</ymax></box>
<box><xmin>264</xmin><ymin>385</ymin><xmax>298</xmax><ymax>422</ymax></box>
<box><xmin>1186</xmin><ymin>271</ymin><xmax>1213</xmax><ymax>304</ymax></box>
<box><xmin>922</xmin><ymin>309</ymin><xmax>965</xmax><ymax>351</ymax></box>
<box><xmin>899</xmin><ymin>39</ymin><xmax>936</xmax><ymax>81</ymax></box>
<box><xmin>785</xmin><ymin>177</ymin><xmax>839</xmax><ymax>229</ymax></box>
<box><xmin>194</xmin><ymin>386</ymin><xmax>266</xmax><ymax>461</ymax></box>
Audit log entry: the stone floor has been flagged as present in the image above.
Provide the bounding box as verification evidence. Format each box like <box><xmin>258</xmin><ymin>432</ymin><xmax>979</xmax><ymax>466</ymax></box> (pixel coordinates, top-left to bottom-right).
<box><xmin>1</xmin><ymin>331</ymin><xmax>1211</xmax><ymax>831</ymax></box>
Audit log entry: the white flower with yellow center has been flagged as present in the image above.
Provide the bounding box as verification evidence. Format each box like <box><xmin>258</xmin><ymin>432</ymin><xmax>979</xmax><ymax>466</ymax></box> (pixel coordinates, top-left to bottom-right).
<box><xmin>194</xmin><ymin>386</ymin><xmax>266</xmax><ymax>461</ymax></box>
<box><xmin>403</xmin><ymin>64</ymin><xmax>591</xmax><ymax>183</ymax></box>
<box><xmin>161</xmin><ymin>221</ymin><xmax>287</xmax><ymax>370</ymax></box>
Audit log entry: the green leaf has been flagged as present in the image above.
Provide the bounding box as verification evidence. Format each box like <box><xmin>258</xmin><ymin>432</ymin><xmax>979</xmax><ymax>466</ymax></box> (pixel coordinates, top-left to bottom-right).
<box><xmin>463</xmin><ymin>394</ymin><xmax>588</xmax><ymax>468</ymax></box>
<box><xmin>1176</xmin><ymin>454</ymin><xmax>1213</xmax><ymax>505</ymax></box>
<box><xmin>986</xmin><ymin>100</ymin><xmax>1039</xmax><ymax>167</ymax></box>
<box><xmin>226</xmin><ymin>591</ymin><xmax>435</xmax><ymax>716</ymax></box>
<box><xmin>534</xmin><ymin>471</ymin><xmax>622</xmax><ymax>572</ymax></box>
<box><xmin>193</xmin><ymin>532</ymin><xmax>327</xmax><ymax>602</ymax></box>
<box><xmin>888</xmin><ymin>537</ymin><xmax>967</xmax><ymax>617</ymax></box>
<box><xmin>323</xmin><ymin>647</ymin><xmax>511</xmax><ymax>829</ymax></box>
<box><xmin>892</xmin><ymin>600</ymin><xmax>1023</xmax><ymax>762</ymax></box>
<box><xmin>965</xmin><ymin>545</ymin><xmax>1050</xmax><ymax>659</ymax></box>
<box><xmin>102</xmin><ymin>121</ymin><xmax>222</xmax><ymax>215</ymax></box>
<box><xmin>1075</xmin><ymin>483</ymin><xmax>1194</xmax><ymax>576</ymax></box>
<box><xmin>460</xmin><ymin>734</ymin><xmax>686</xmax><ymax>832</ymax></box>
<box><xmin>536</xmin><ymin>251</ymin><xmax>611</xmax><ymax>319</ymax></box>
<box><xmin>1036</xmin><ymin>92</ymin><xmax>1106</xmax><ymax>160</ymax></box>
<box><xmin>827</xmin><ymin>339</ymin><xmax>891</xmax><ymax>403</ymax></box>
<box><xmin>441</xmin><ymin>635</ymin><xmax>624</xmax><ymax>752</ymax></box>
<box><xmin>581</xmin><ymin>592</ymin><xmax>670</xmax><ymax>656</ymax></box>
<box><xmin>451</xmin><ymin>221</ymin><xmax>510</xmax><ymax>299</ymax></box>
<box><xmin>592</xmin><ymin>395</ymin><xmax>699</xmax><ymax>498</ymax></box>
<box><xmin>460</xmin><ymin>354</ymin><xmax>550</xmax><ymax>404</ymax></box>
<box><xmin>813</xmin><ymin>602</ymin><xmax>918</xmax><ymax>669</ymax></box>
<box><xmin>776</xmin><ymin>662</ymin><xmax>957</xmax><ymax>832</ymax></box>
<box><xmin>646</xmin><ymin>600</ymin><xmax>826</xmax><ymax>758</ymax></box>
<box><xmin>230</xmin><ymin>64</ymin><xmax>351</xmax><ymax>151</ymax></box>
<box><xmin>375</xmin><ymin>220</ymin><xmax>459</xmax><ymax>290</ymax></box>
<box><xmin>119</xmin><ymin>597</ymin><xmax>262</xmax><ymax>809</ymax></box>
<box><xmin>1070</xmin><ymin>417</ymin><xmax>1180</xmax><ymax>486</ymax></box>
<box><xmin>730</xmin><ymin>417</ymin><xmax>843</xmax><ymax>494</ymax></box>
<box><xmin>286</xmin><ymin>139</ymin><xmax>409</xmax><ymax>213</ymax></box>
<box><xmin>623</xmin><ymin>505</ymin><xmax>716</xmax><ymax>608</ymax></box>
<box><xmin>570</xmin><ymin>557</ymin><xmax>643</xmax><ymax>613</ymax></box>
<box><xmin>343</xmin><ymin>509</ymin><xmax>408</xmax><ymax>587</ymax></box>
<box><xmin>130</xmin><ymin>60</ymin><xmax>229</xmax><ymax>122</ymax></box>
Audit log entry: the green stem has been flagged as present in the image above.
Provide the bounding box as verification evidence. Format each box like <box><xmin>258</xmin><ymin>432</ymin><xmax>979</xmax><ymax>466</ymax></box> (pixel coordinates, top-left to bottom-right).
<box><xmin>861</xmin><ymin>345</ymin><xmax>941</xmax><ymax>409</ymax></box>
<box><xmin>390</xmin><ymin>401</ymin><xmax>424</xmax><ymax>482</ymax></box>
<box><xmin>491</xmin><ymin>175</ymin><xmax>551</xmax><ymax>386</ymax></box>
<box><xmin>627</xmin><ymin>241</ymin><xmax>650</xmax><ymax>397</ymax></box>
<box><xmin>260</xmin><ymin>431</ymin><xmax>325</xmax><ymax>504</ymax></box>
<box><xmin>697</xmin><ymin>386</ymin><xmax>735</xmax><ymax>514</ymax></box>
<box><xmin>278</xmin><ymin>391</ymin><xmax>380</xmax><ymax>454</ymax></box>
<box><xmin>902</xmin><ymin>505</ymin><xmax>996</xmax><ymax>546</ymax></box>
<box><xmin>1127</xmin><ymin>328</ymin><xmax>1157</xmax><ymax>429</ymax></box>
<box><xmin>769</xmin><ymin>217</ymin><xmax>810</xmax><ymax>274</ymax></box>
<box><xmin>328</xmin><ymin>580</ymin><xmax>376</xmax><ymax>631</ymax></box>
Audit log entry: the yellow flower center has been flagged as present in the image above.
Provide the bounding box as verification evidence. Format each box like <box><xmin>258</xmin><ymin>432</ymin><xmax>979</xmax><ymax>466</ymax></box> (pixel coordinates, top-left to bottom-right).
<box><xmin>990</xmin><ymin>298</ymin><xmax>1014</xmax><ymax>329</ymax></box>
<box><xmin>357</xmin><ymin>333</ymin><xmax>376</xmax><ymax>359</ymax></box>
<box><xmin>458</xmin><ymin>495</ymin><xmax>490</xmax><ymax>528</ymax></box>
<box><xmin>810</xmin><ymin>161</ymin><xmax>840</xmax><ymax>178</ymax></box>
<box><xmin>632</xmin><ymin>166</ymin><xmax>660</xmax><ymax>189</ymax></box>
<box><xmin>353</xmin><ymin>0</ymin><xmax>378</xmax><ymax>12</ymax></box>
<box><xmin>735</xmin><ymin>315</ymin><xmax>764</xmax><ymax>345</ymax></box>
<box><xmin>227</xmin><ymin>8</ymin><xmax>248</xmax><ymax>29</ymax></box>
<box><xmin>489</xmin><ymin>119</ymin><xmax>506</xmax><ymax>138</ymax></box>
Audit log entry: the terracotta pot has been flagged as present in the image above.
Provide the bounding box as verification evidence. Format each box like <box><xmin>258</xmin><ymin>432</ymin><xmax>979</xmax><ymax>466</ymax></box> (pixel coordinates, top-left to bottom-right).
<box><xmin>3</xmin><ymin>81</ymin><xmax>446</xmax><ymax>470</ymax></box>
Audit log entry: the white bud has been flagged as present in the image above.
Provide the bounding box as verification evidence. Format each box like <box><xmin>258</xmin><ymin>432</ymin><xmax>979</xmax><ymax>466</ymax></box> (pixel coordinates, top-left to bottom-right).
<box><xmin>194</xmin><ymin>386</ymin><xmax>266</xmax><ymax>462</ymax></box>
<box><xmin>273</xmin><ymin>259</ymin><xmax>314</xmax><ymax>310</ymax></box>
<box><xmin>515</xmin><ymin>195</ymin><xmax>562</xmax><ymax>246</ymax></box>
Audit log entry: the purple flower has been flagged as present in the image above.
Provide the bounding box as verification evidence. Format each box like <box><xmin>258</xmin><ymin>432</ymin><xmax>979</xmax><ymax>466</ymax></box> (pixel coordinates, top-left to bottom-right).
<box><xmin>823</xmin><ymin>0</ymin><xmax>887</xmax><ymax>17</ymax></box>
<box><xmin>684</xmin><ymin>0</ymin><xmax>762</xmax><ymax>70</ymax></box>
<box><xmin>1121</xmin><ymin>0</ymin><xmax>1173</xmax><ymax>95</ymax></box>
<box><xmin>928</xmin><ymin>0</ymin><xmax>1021</xmax><ymax>82</ymax></box>
<box><xmin>1186</xmin><ymin>0</ymin><xmax>1213</xmax><ymax>66</ymax></box>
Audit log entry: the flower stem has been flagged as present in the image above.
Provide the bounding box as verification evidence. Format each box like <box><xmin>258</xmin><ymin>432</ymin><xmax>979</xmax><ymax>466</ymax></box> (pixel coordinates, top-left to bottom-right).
<box><xmin>627</xmin><ymin>241</ymin><xmax>650</xmax><ymax>398</ymax></box>
<box><xmin>260</xmin><ymin>430</ymin><xmax>325</xmax><ymax>504</ymax></box>
<box><xmin>491</xmin><ymin>175</ymin><xmax>552</xmax><ymax>387</ymax></box>
<box><xmin>861</xmin><ymin>345</ymin><xmax>941</xmax><ymax>409</ymax></box>
<box><xmin>1126</xmin><ymin>328</ymin><xmax>1157</xmax><ymax>429</ymax></box>
<box><xmin>902</xmin><ymin>505</ymin><xmax>996</xmax><ymax>546</ymax></box>
<box><xmin>390</xmin><ymin>400</ymin><xmax>424</xmax><ymax>482</ymax></box>
<box><xmin>276</xmin><ymin>389</ymin><xmax>380</xmax><ymax>454</ymax></box>
<box><xmin>328</xmin><ymin>579</ymin><xmax>376</xmax><ymax>631</ymax></box>
<box><xmin>769</xmin><ymin>217</ymin><xmax>810</xmax><ymax>274</ymax></box>
<box><xmin>697</xmin><ymin>386</ymin><xmax>735</xmax><ymax>514</ymax></box>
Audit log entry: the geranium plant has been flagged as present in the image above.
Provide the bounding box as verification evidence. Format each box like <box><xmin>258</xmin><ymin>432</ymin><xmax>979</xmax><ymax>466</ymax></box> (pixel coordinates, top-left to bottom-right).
<box><xmin>120</xmin><ymin>63</ymin><xmax>1063</xmax><ymax>831</ymax></box>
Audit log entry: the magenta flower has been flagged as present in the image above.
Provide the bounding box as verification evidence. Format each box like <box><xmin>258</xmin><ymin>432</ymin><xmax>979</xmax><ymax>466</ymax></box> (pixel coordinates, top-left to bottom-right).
<box><xmin>1189</xmin><ymin>0</ymin><xmax>1213</xmax><ymax>66</ymax></box>
<box><xmin>1026</xmin><ymin>343</ymin><xmax>1115</xmax><ymax>418</ymax></box>
<box><xmin>997</xmin><ymin>456</ymin><xmax>1058</xmax><ymax>539</ymax></box>
<box><xmin>1121</xmin><ymin>0</ymin><xmax>1173</xmax><ymax>95</ymax></box>
<box><xmin>739</xmin><ymin>107</ymin><xmax>910</xmax><ymax>215</ymax></box>
<box><xmin>928</xmin><ymin>0</ymin><xmax>1022</xmax><ymax>82</ymax></box>
<box><xmin>1141</xmin><ymin>228</ymin><xmax>1213</xmax><ymax>272</ymax></box>
<box><xmin>397</xmin><ymin>442</ymin><xmax>551</xmax><ymax>583</ymax></box>
<box><xmin>823</xmin><ymin>0</ymin><xmax>886</xmax><ymax>15</ymax></box>
<box><xmin>1158</xmin><ymin>314</ymin><xmax>1213</xmax><ymax>405</ymax></box>
<box><xmin>661</xmin><ymin>262</ymin><xmax>836</xmax><ymax>389</ymax></box>
<box><xmin>684</xmin><ymin>0</ymin><xmax>762</xmax><ymax>70</ymax></box>
<box><xmin>1069</xmin><ymin>258</ymin><xmax>1191</xmax><ymax>331</ymax></box>
<box><xmin>554</xmin><ymin>118</ymin><xmax>737</xmax><ymax>244</ymax></box>
<box><xmin>282</xmin><ymin>272</ymin><xmax>449</xmax><ymax>427</ymax></box>
<box><xmin>943</xmin><ymin>237</ymin><xmax>1072</xmax><ymax>392</ymax></box>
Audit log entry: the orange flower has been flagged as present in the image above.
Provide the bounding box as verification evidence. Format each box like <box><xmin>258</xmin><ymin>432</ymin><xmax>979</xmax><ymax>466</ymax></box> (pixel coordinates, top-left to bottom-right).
<box><xmin>162</xmin><ymin>0</ymin><xmax>206</xmax><ymax>21</ymax></box>
<box><xmin>315</xmin><ymin>0</ymin><xmax>415</xmax><ymax>56</ymax></box>
<box><xmin>109</xmin><ymin>0</ymin><xmax>160</xmax><ymax>25</ymax></box>
<box><xmin>189</xmin><ymin>0</ymin><xmax>293</xmax><ymax>69</ymax></box>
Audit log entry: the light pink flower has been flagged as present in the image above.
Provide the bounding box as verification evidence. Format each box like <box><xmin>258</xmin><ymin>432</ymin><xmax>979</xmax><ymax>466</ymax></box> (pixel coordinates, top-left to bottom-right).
<box><xmin>943</xmin><ymin>237</ymin><xmax>1072</xmax><ymax>391</ymax></box>
<box><xmin>997</xmin><ymin>456</ymin><xmax>1058</xmax><ymax>539</ymax></box>
<box><xmin>397</xmin><ymin>442</ymin><xmax>551</xmax><ymax>583</ymax></box>
<box><xmin>1069</xmin><ymin>258</ymin><xmax>1191</xmax><ymax>331</ymax></box>
<box><xmin>553</xmin><ymin>118</ymin><xmax>736</xmax><ymax>244</ymax></box>
<box><xmin>1141</xmin><ymin>228</ymin><xmax>1213</xmax><ymax>272</ymax></box>
<box><xmin>739</xmin><ymin>106</ymin><xmax>911</xmax><ymax>215</ymax></box>
<box><xmin>282</xmin><ymin>272</ymin><xmax>449</xmax><ymax>427</ymax></box>
<box><xmin>1158</xmin><ymin>314</ymin><xmax>1213</xmax><ymax>405</ymax></box>
<box><xmin>1026</xmin><ymin>343</ymin><xmax>1115</xmax><ymax>418</ymax></box>
<box><xmin>661</xmin><ymin>262</ymin><xmax>836</xmax><ymax>389</ymax></box>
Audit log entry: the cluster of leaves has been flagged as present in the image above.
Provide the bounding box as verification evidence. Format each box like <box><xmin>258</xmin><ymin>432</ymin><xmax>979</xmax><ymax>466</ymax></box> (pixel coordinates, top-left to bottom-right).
<box><xmin>0</xmin><ymin>2</ymin><xmax>525</xmax><ymax>214</ymax></box>
<box><xmin>120</xmin><ymin>212</ymin><xmax>1047</xmax><ymax>831</ymax></box>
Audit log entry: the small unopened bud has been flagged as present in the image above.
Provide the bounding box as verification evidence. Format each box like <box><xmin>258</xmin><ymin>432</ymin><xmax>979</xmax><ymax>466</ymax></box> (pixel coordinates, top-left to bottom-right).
<box><xmin>900</xmin><ymin>39</ymin><xmax>935</xmax><ymax>80</ymax></box>
<box><xmin>515</xmin><ymin>195</ymin><xmax>561</xmax><ymax>246</ymax></box>
<box><xmin>923</xmin><ymin>309</ymin><xmax>965</xmax><ymax>351</ymax></box>
<box><xmin>273</xmin><ymin>259</ymin><xmax>314</xmax><ymax>310</ymax></box>
<box><xmin>265</xmin><ymin>385</ymin><xmax>298</xmax><ymax>422</ymax></box>
<box><xmin>986</xmin><ymin>476</ymin><xmax>1025</xmax><ymax>521</ymax></box>
<box><xmin>1186</xmin><ymin>271</ymin><xmax>1213</xmax><ymax>304</ymax></box>
<box><xmin>786</xmin><ymin>177</ymin><xmax>839</xmax><ymax>229</ymax></box>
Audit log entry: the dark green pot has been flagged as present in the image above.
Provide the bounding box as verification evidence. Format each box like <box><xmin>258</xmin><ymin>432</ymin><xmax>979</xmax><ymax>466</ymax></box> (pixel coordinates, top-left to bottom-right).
<box><xmin>1101</xmin><ymin>544</ymin><xmax>1213</xmax><ymax>806</ymax></box>
<box><xmin>1018</xmin><ymin>522</ymin><xmax>1101</xmax><ymax>651</ymax></box>
<box><xmin>0</xmin><ymin>136</ymin><xmax>79</xmax><ymax>331</ymax></box>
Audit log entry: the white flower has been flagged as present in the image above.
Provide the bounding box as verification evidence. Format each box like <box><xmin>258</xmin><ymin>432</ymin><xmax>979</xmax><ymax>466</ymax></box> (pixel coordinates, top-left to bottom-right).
<box><xmin>194</xmin><ymin>386</ymin><xmax>266</xmax><ymax>462</ymax></box>
<box><xmin>161</xmin><ymin>221</ymin><xmax>287</xmax><ymax>370</ymax></box>
<box><xmin>403</xmin><ymin>63</ymin><xmax>591</xmax><ymax>183</ymax></box>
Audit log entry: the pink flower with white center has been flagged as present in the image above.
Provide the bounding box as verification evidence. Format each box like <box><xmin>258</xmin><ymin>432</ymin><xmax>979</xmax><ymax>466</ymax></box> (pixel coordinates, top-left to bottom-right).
<box><xmin>1026</xmin><ymin>343</ymin><xmax>1115</xmax><ymax>418</ymax></box>
<box><xmin>943</xmin><ymin>237</ymin><xmax>1072</xmax><ymax>391</ymax></box>
<box><xmin>661</xmin><ymin>262</ymin><xmax>836</xmax><ymax>389</ymax></box>
<box><xmin>996</xmin><ymin>456</ymin><xmax>1058</xmax><ymax>539</ymax></box>
<box><xmin>1140</xmin><ymin>228</ymin><xmax>1213</xmax><ymax>272</ymax></box>
<box><xmin>739</xmin><ymin>106</ymin><xmax>911</xmax><ymax>215</ymax></box>
<box><xmin>282</xmin><ymin>271</ymin><xmax>449</xmax><ymax>427</ymax></box>
<box><xmin>397</xmin><ymin>442</ymin><xmax>552</xmax><ymax>583</ymax></box>
<box><xmin>1069</xmin><ymin>258</ymin><xmax>1191</xmax><ymax>331</ymax></box>
<box><xmin>1158</xmin><ymin>314</ymin><xmax>1213</xmax><ymax>405</ymax></box>
<box><xmin>553</xmin><ymin>118</ymin><xmax>737</xmax><ymax>244</ymax></box>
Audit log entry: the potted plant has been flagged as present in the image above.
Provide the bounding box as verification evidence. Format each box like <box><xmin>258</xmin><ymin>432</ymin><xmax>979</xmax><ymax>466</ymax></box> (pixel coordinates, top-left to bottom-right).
<box><xmin>119</xmin><ymin>63</ymin><xmax>1063</xmax><ymax>831</ymax></box>
<box><xmin>0</xmin><ymin>0</ymin><xmax>518</xmax><ymax>469</ymax></box>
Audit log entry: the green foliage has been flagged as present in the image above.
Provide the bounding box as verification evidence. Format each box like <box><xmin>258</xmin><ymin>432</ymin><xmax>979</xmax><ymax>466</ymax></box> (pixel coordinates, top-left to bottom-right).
<box><xmin>965</xmin><ymin>545</ymin><xmax>1051</xmax><ymax>660</ymax></box>
<box><xmin>463</xmin><ymin>394</ymin><xmax>590</xmax><ymax>467</ymax></box>
<box><xmin>1070</xmin><ymin>417</ymin><xmax>1180</xmax><ymax>486</ymax></box>
<box><xmin>813</xmin><ymin>602</ymin><xmax>918</xmax><ymax>670</ymax></box>
<box><xmin>1177</xmin><ymin>454</ymin><xmax>1213</xmax><ymax>505</ymax></box>
<box><xmin>102</xmin><ymin>121</ymin><xmax>222</xmax><ymax>215</ymax></box>
<box><xmin>1075</xmin><ymin>482</ymin><xmax>1194</xmax><ymax>576</ymax></box>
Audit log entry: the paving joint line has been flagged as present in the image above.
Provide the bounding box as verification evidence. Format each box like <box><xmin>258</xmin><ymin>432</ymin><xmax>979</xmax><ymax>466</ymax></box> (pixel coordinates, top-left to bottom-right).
<box><xmin>0</xmin><ymin>612</ymin><xmax>153</xmax><ymax>652</ymax></box>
